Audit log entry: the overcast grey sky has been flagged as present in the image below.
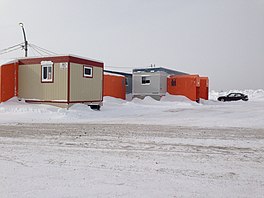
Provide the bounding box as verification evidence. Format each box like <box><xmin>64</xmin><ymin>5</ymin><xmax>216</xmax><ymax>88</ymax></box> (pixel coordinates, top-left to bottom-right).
<box><xmin>0</xmin><ymin>0</ymin><xmax>263</xmax><ymax>90</ymax></box>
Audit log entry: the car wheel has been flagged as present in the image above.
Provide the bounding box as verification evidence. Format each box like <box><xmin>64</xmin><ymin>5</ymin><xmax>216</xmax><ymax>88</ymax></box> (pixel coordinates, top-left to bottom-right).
<box><xmin>220</xmin><ymin>98</ymin><xmax>225</xmax><ymax>102</ymax></box>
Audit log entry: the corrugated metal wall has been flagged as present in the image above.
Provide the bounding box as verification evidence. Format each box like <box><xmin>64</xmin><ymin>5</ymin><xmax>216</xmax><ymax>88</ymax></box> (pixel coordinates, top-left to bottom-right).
<box><xmin>133</xmin><ymin>72</ymin><xmax>159</xmax><ymax>95</ymax></box>
<box><xmin>167</xmin><ymin>75</ymin><xmax>200</xmax><ymax>102</ymax></box>
<box><xmin>0</xmin><ymin>67</ymin><xmax>2</xmax><ymax>102</ymax></box>
<box><xmin>0</xmin><ymin>63</ymin><xmax>18</xmax><ymax>103</ymax></box>
<box><xmin>200</xmin><ymin>77</ymin><xmax>209</xmax><ymax>100</ymax></box>
<box><xmin>103</xmin><ymin>74</ymin><xmax>126</xmax><ymax>100</ymax></box>
<box><xmin>133</xmin><ymin>71</ymin><xmax>168</xmax><ymax>99</ymax></box>
<box><xmin>18</xmin><ymin>63</ymin><xmax>68</xmax><ymax>101</ymax></box>
<box><xmin>70</xmin><ymin>63</ymin><xmax>103</xmax><ymax>102</ymax></box>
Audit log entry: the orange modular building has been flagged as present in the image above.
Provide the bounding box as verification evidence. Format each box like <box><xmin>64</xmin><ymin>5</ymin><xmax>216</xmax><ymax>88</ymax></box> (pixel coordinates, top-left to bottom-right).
<box><xmin>103</xmin><ymin>72</ymin><xmax>126</xmax><ymax>100</ymax></box>
<box><xmin>199</xmin><ymin>77</ymin><xmax>209</xmax><ymax>100</ymax></box>
<box><xmin>167</xmin><ymin>75</ymin><xmax>200</xmax><ymax>102</ymax></box>
<box><xmin>0</xmin><ymin>61</ymin><xmax>18</xmax><ymax>103</ymax></box>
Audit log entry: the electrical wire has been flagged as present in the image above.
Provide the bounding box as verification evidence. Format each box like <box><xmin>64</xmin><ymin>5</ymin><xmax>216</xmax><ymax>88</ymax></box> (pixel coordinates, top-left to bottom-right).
<box><xmin>0</xmin><ymin>46</ymin><xmax>22</xmax><ymax>55</ymax></box>
<box><xmin>0</xmin><ymin>42</ymin><xmax>58</xmax><ymax>57</ymax></box>
<box><xmin>29</xmin><ymin>43</ymin><xmax>57</xmax><ymax>55</ymax></box>
<box><xmin>28</xmin><ymin>44</ymin><xmax>46</xmax><ymax>56</ymax></box>
<box><xmin>0</xmin><ymin>42</ymin><xmax>24</xmax><ymax>53</ymax></box>
<box><xmin>28</xmin><ymin>44</ymin><xmax>40</xmax><ymax>56</ymax></box>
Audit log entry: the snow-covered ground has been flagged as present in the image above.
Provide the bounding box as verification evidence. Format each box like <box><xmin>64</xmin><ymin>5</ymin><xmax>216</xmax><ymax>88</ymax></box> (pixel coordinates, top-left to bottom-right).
<box><xmin>0</xmin><ymin>90</ymin><xmax>264</xmax><ymax>197</ymax></box>
<box><xmin>0</xmin><ymin>89</ymin><xmax>264</xmax><ymax>128</ymax></box>
<box><xmin>1</xmin><ymin>124</ymin><xmax>263</xmax><ymax>197</ymax></box>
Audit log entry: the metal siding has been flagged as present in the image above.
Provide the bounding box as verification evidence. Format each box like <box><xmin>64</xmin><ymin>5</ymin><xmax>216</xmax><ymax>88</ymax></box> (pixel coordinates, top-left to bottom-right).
<box><xmin>160</xmin><ymin>72</ymin><xmax>168</xmax><ymax>95</ymax></box>
<box><xmin>18</xmin><ymin>63</ymin><xmax>68</xmax><ymax>100</ymax></box>
<box><xmin>126</xmin><ymin>76</ymin><xmax>132</xmax><ymax>94</ymax></box>
<box><xmin>167</xmin><ymin>75</ymin><xmax>200</xmax><ymax>101</ymax></box>
<box><xmin>103</xmin><ymin>74</ymin><xmax>126</xmax><ymax>100</ymax></box>
<box><xmin>0</xmin><ymin>64</ymin><xmax>16</xmax><ymax>102</ymax></box>
<box><xmin>70</xmin><ymin>63</ymin><xmax>103</xmax><ymax>101</ymax></box>
<box><xmin>103</xmin><ymin>70</ymin><xmax>132</xmax><ymax>94</ymax></box>
<box><xmin>0</xmin><ymin>67</ymin><xmax>2</xmax><ymax>102</ymax></box>
<box><xmin>133</xmin><ymin>72</ymin><xmax>162</xmax><ymax>96</ymax></box>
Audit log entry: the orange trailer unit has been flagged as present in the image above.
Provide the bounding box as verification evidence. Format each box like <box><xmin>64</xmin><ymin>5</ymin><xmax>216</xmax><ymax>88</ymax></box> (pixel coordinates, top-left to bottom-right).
<box><xmin>103</xmin><ymin>73</ymin><xmax>126</xmax><ymax>100</ymax></box>
<box><xmin>199</xmin><ymin>77</ymin><xmax>209</xmax><ymax>100</ymax></box>
<box><xmin>167</xmin><ymin>75</ymin><xmax>200</xmax><ymax>102</ymax></box>
<box><xmin>0</xmin><ymin>62</ymin><xmax>18</xmax><ymax>103</ymax></box>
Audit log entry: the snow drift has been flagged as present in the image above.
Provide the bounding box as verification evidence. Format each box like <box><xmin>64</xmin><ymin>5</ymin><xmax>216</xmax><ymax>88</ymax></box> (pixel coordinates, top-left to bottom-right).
<box><xmin>0</xmin><ymin>89</ymin><xmax>264</xmax><ymax>128</ymax></box>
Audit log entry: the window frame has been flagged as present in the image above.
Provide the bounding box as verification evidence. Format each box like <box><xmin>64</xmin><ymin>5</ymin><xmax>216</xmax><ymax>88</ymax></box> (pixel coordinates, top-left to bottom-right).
<box><xmin>83</xmin><ymin>65</ymin><xmax>93</xmax><ymax>78</ymax></box>
<box><xmin>141</xmin><ymin>76</ymin><xmax>151</xmax><ymax>85</ymax></box>
<box><xmin>41</xmin><ymin>61</ymin><xmax>54</xmax><ymax>83</ymax></box>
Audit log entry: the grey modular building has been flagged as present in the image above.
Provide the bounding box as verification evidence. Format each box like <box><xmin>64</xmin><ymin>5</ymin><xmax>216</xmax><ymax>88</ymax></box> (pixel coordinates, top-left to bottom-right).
<box><xmin>132</xmin><ymin>67</ymin><xmax>187</xmax><ymax>100</ymax></box>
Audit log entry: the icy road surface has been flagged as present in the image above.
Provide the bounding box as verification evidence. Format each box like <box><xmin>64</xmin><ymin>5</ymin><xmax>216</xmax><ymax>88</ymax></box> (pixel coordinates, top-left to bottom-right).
<box><xmin>0</xmin><ymin>124</ymin><xmax>263</xmax><ymax>197</ymax></box>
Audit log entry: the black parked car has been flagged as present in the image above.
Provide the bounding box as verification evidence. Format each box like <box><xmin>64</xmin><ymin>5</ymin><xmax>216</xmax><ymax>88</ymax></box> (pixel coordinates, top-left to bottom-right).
<box><xmin>218</xmin><ymin>93</ymin><xmax>248</xmax><ymax>102</ymax></box>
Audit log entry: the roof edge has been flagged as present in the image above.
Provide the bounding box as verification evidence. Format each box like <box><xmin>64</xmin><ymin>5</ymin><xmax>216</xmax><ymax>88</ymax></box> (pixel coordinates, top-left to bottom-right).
<box><xmin>17</xmin><ymin>54</ymin><xmax>103</xmax><ymax>64</ymax></box>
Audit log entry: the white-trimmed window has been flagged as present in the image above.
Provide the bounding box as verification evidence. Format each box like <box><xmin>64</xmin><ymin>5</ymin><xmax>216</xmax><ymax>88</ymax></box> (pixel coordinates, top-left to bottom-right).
<box><xmin>142</xmin><ymin>76</ymin><xmax>150</xmax><ymax>85</ymax></box>
<box><xmin>83</xmin><ymin>66</ymin><xmax>93</xmax><ymax>78</ymax></box>
<box><xmin>41</xmin><ymin>61</ymin><xmax>53</xmax><ymax>83</ymax></box>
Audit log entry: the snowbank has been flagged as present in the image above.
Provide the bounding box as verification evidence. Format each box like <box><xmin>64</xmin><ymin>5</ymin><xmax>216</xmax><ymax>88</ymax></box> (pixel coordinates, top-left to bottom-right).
<box><xmin>0</xmin><ymin>90</ymin><xmax>264</xmax><ymax>128</ymax></box>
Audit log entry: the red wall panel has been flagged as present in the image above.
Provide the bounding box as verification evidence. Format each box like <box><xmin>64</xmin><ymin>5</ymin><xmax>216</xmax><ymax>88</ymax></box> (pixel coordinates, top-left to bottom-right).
<box><xmin>200</xmin><ymin>77</ymin><xmax>209</xmax><ymax>100</ymax></box>
<box><xmin>0</xmin><ymin>67</ymin><xmax>2</xmax><ymax>102</ymax></box>
<box><xmin>167</xmin><ymin>75</ymin><xmax>200</xmax><ymax>102</ymax></box>
<box><xmin>0</xmin><ymin>62</ymin><xmax>18</xmax><ymax>102</ymax></box>
<box><xmin>103</xmin><ymin>74</ymin><xmax>126</xmax><ymax>100</ymax></box>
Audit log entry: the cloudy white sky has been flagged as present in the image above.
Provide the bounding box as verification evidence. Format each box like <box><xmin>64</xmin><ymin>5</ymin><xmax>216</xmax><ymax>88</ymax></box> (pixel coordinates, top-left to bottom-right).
<box><xmin>0</xmin><ymin>0</ymin><xmax>263</xmax><ymax>90</ymax></box>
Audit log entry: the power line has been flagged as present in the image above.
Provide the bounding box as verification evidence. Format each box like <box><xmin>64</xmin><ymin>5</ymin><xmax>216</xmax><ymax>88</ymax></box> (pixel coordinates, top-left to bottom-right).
<box><xmin>29</xmin><ymin>43</ymin><xmax>57</xmax><ymax>55</ymax></box>
<box><xmin>0</xmin><ymin>46</ymin><xmax>22</xmax><ymax>55</ymax></box>
<box><xmin>0</xmin><ymin>42</ymin><xmax>58</xmax><ymax>57</ymax></box>
<box><xmin>28</xmin><ymin>44</ymin><xmax>48</xmax><ymax>56</ymax></box>
<box><xmin>29</xmin><ymin>44</ymin><xmax>43</xmax><ymax>56</ymax></box>
<box><xmin>0</xmin><ymin>43</ymin><xmax>24</xmax><ymax>53</ymax></box>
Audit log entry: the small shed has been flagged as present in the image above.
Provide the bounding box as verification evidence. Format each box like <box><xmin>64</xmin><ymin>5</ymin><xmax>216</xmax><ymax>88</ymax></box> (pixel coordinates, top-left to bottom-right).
<box><xmin>0</xmin><ymin>61</ymin><xmax>18</xmax><ymax>103</ymax></box>
<box><xmin>18</xmin><ymin>55</ymin><xmax>103</xmax><ymax>108</ymax></box>
<box><xmin>103</xmin><ymin>72</ymin><xmax>126</xmax><ymax>100</ymax></box>
<box><xmin>167</xmin><ymin>75</ymin><xmax>200</xmax><ymax>102</ymax></box>
<box><xmin>133</xmin><ymin>67</ymin><xmax>187</xmax><ymax>100</ymax></box>
<box><xmin>199</xmin><ymin>77</ymin><xmax>209</xmax><ymax>100</ymax></box>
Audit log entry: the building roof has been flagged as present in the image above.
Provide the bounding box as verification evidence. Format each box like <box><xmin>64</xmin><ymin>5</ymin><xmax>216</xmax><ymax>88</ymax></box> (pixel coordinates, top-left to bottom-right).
<box><xmin>133</xmin><ymin>67</ymin><xmax>188</xmax><ymax>75</ymax></box>
<box><xmin>104</xmin><ymin>69</ymin><xmax>132</xmax><ymax>77</ymax></box>
<box><xmin>17</xmin><ymin>55</ymin><xmax>103</xmax><ymax>68</ymax></box>
<box><xmin>1</xmin><ymin>55</ymin><xmax>103</xmax><ymax>67</ymax></box>
<box><xmin>104</xmin><ymin>71</ymin><xmax>125</xmax><ymax>77</ymax></box>
<box><xmin>18</xmin><ymin>54</ymin><xmax>103</xmax><ymax>64</ymax></box>
<box><xmin>0</xmin><ymin>59</ymin><xmax>18</xmax><ymax>67</ymax></box>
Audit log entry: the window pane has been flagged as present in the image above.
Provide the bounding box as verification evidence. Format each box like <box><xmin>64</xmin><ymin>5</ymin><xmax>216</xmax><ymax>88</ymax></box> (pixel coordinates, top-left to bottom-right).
<box><xmin>43</xmin><ymin>67</ymin><xmax>47</xmax><ymax>79</ymax></box>
<box><xmin>171</xmin><ymin>79</ymin><xmax>176</xmax><ymax>86</ymax></box>
<box><xmin>48</xmin><ymin>66</ymin><xmax>52</xmax><ymax>79</ymax></box>
<box><xmin>142</xmin><ymin>77</ymin><xmax>146</xmax><ymax>84</ymax></box>
<box><xmin>142</xmin><ymin>76</ymin><xmax>150</xmax><ymax>84</ymax></box>
<box><xmin>85</xmin><ymin>68</ymin><xmax>91</xmax><ymax>75</ymax></box>
<box><xmin>41</xmin><ymin>61</ymin><xmax>53</xmax><ymax>82</ymax></box>
<box><xmin>84</xmin><ymin>66</ymin><xmax>93</xmax><ymax>77</ymax></box>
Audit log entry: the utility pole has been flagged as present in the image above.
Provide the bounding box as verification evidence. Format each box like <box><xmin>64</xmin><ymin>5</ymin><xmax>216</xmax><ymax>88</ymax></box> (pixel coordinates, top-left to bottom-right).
<box><xmin>19</xmin><ymin>23</ymin><xmax>28</xmax><ymax>57</ymax></box>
